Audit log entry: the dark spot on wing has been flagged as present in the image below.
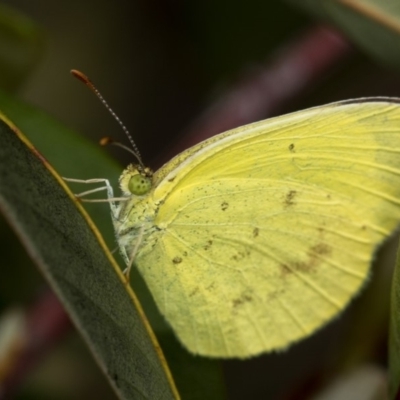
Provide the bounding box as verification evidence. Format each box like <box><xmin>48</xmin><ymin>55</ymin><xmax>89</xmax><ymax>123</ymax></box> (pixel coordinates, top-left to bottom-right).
<box><xmin>311</xmin><ymin>243</ymin><xmax>331</xmax><ymax>256</ymax></box>
<box><xmin>231</xmin><ymin>248</ymin><xmax>250</xmax><ymax>261</ymax></box>
<box><xmin>280</xmin><ymin>264</ymin><xmax>292</xmax><ymax>277</ymax></box>
<box><xmin>168</xmin><ymin>176</ymin><xmax>176</xmax><ymax>182</ymax></box>
<box><xmin>189</xmin><ymin>287</ymin><xmax>199</xmax><ymax>297</ymax></box>
<box><xmin>268</xmin><ymin>288</ymin><xmax>285</xmax><ymax>301</ymax></box>
<box><xmin>285</xmin><ymin>190</ymin><xmax>297</xmax><ymax>207</ymax></box>
<box><xmin>232</xmin><ymin>292</ymin><xmax>253</xmax><ymax>309</ymax></box>
<box><xmin>293</xmin><ymin>260</ymin><xmax>314</xmax><ymax>273</ymax></box>
<box><xmin>221</xmin><ymin>201</ymin><xmax>229</xmax><ymax>211</ymax></box>
<box><xmin>280</xmin><ymin>242</ymin><xmax>332</xmax><ymax>276</ymax></box>
<box><xmin>253</xmin><ymin>227</ymin><xmax>259</xmax><ymax>237</ymax></box>
<box><xmin>206</xmin><ymin>283</ymin><xmax>215</xmax><ymax>291</ymax></box>
<box><xmin>172</xmin><ymin>256</ymin><xmax>182</xmax><ymax>264</ymax></box>
<box><xmin>289</xmin><ymin>143</ymin><xmax>295</xmax><ymax>152</ymax></box>
<box><xmin>204</xmin><ymin>240</ymin><xmax>213</xmax><ymax>250</ymax></box>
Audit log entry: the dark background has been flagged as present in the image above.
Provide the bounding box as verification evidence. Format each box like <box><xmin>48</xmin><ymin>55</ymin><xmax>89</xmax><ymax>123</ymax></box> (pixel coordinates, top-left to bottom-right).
<box><xmin>4</xmin><ymin>1</ymin><xmax>400</xmax><ymax>167</ymax></box>
<box><xmin>1</xmin><ymin>1</ymin><xmax>400</xmax><ymax>399</ymax></box>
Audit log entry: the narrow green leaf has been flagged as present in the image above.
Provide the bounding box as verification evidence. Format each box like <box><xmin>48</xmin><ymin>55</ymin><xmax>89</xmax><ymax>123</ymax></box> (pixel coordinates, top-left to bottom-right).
<box><xmin>0</xmin><ymin>88</ymin><xmax>121</xmax><ymax>249</ymax></box>
<box><xmin>0</xmin><ymin>91</ymin><xmax>226</xmax><ymax>399</ymax></box>
<box><xmin>0</xmin><ymin>115</ymin><xmax>179</xmax><ymax>399</ymax></box>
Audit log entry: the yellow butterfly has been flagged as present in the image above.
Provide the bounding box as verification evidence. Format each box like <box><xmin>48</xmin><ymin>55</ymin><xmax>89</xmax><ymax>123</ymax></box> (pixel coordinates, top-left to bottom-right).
<box><xmin>68</xmin><ymin>71</ymin><xmax>400</xmax><ymax>358</ymax></box>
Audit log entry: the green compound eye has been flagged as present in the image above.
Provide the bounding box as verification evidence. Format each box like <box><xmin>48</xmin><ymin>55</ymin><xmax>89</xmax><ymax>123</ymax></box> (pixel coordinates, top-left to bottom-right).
<box><xmin>128</xmin><ymin>174</ymin><xmax>152</xmax><ymax>195</ymax></box>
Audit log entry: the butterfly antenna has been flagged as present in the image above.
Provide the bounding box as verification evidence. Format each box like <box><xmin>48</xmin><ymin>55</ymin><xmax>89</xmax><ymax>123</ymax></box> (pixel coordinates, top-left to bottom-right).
<box><xmin>100</xmin><ymin>136</ymin><xmax>143</xmax><ymax>159</ymax></box>
<box><xmin>70</xmin><ymin>69</ymin><xmax>145</xmax><ymax>169</ymax></box>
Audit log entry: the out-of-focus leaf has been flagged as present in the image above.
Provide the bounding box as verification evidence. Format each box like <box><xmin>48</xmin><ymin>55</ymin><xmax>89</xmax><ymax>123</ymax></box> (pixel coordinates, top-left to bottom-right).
<box><xmin>0</xmin><ymin>308</ymin><xmax>25</xmax><ymax>380</ymax></box>
<box><xmin>0</xmin><ymin>115</ymin><xmax>179</xmax><ymax>399</ymax></box>
<box><xmin>0</xmin><ymin>4</ymin><xmax>44</xmax><ymax>92</ymax></box>
<box><xmin>0</xmin><ymin>91</ymin><xmax>226</xmax><ymax>399</ymax></box>
<box><xmin>312</xmin><ymin>365</ymin><xmax>387</xmax><ymax>400</ymax></box>
<box><xmin>389</xmin><ymin>243</ymin><xmax>400</xmax><ymax>399</ymax></box>
<box><xmin>287</xmin><ymin>0</ymin><xmax>400</xmax><ymax>69</ymax></box>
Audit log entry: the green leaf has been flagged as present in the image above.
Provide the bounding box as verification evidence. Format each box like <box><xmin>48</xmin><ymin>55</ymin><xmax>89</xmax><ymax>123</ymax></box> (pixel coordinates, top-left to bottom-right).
<box><xmin>0</xmin><ymin>91</ymin><xmax>226</xmax><ymax>399</ymax></box>
<box><xmin>0</xmin><ymin>114</ymin><xmax>179</xmax><ymax>399</ymax></box>
<box><xmin>0</xmin><ymin>87</ymin><xmax>121</xmax><ymax>249</ymax></box>
<box><xmin>0</xmin><ymin>4</ymin><xmax>44</xmax><ymax>92</ymax></box>
<box><xmin>287</xmin><ymin>0</ymin><xmax>400</xmax><ymax>69</ymax></box>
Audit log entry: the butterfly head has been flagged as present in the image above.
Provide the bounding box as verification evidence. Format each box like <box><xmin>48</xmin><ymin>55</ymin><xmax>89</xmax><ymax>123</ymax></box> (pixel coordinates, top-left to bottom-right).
<box><xmin>119</xmin><ymin>164</ymin><xmax>153</xmax><ymax>196</ymax></box>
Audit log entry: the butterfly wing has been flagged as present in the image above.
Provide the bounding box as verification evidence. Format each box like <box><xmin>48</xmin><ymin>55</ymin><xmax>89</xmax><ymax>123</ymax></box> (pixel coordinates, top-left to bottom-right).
<box><xmin>134</xmin><ymin>99</ymin><xmax>400</xmax><ymax>357</ymax></box>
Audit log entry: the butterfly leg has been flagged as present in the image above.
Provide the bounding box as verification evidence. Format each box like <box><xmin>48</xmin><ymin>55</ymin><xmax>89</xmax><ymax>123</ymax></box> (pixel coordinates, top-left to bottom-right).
<box><xmin>63</xmin><ymin>177</ymin><xmax>120</xmax><ymax>220</ymax></box>
<box><xmin>123</xmin><ymin>224</ymin><xmax>145</xmax><ymax>280</ymax></box>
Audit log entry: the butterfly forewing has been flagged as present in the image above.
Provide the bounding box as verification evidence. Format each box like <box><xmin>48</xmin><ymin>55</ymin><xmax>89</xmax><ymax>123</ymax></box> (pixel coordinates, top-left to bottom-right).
<box><xmin>120</xmin><ymin>100</ymin><xmax>400</xmax><ymax>357</ymax></box>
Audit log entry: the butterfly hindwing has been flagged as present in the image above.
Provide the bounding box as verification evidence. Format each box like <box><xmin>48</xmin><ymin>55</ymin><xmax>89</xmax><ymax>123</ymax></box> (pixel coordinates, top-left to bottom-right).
<box><xmin>121</xmin><ymin>99</ymin><xmax>400</xmax><ymax>357</ymax></box>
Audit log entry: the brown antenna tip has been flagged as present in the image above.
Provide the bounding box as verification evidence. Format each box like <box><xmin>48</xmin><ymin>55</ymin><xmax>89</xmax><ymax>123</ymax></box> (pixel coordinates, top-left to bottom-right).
<box><xmin>70</xmin><ymin>69</ymin><xmax>89</xmax><ymax>82</ymax></box>
<box><xmin>99</xmin><ymin>136</ymin><xmax>113</xmax><ymax>146</ymax></box>
<box><xmin>70</xmin><ymin>69</ymin><xmax>97</xmax><ymax>92</ymax></box>
<box><xmin>70</xmin><ymin>68</ymin><xmax>145</xmax><ymax>168</ymax></box>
